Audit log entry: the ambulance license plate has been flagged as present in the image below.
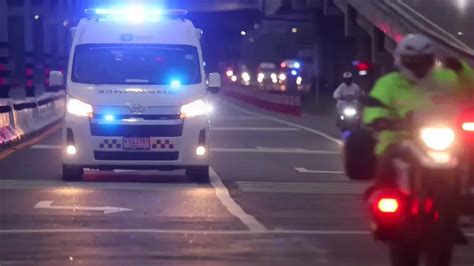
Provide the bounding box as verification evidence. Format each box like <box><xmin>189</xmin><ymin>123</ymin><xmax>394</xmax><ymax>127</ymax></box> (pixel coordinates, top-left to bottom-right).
<box><xmin>123</xmin><ymin>137</ymin><xmax>150</xmax><ymax>150</ymax></box>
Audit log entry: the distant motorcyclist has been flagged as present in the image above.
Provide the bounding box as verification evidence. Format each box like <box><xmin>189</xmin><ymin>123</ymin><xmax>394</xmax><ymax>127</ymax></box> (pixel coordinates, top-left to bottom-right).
<box><xmin>333</xmin><ymin>72</ymin><xmax>364</xmax><ymax>112</ymax></box>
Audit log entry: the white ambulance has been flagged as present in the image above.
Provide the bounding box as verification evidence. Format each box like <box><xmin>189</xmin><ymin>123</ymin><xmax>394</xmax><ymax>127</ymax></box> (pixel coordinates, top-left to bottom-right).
<box><xmin>49</xmin><ymin>7</ymin><xmax>220</xmax><ymax>182</ymax></box>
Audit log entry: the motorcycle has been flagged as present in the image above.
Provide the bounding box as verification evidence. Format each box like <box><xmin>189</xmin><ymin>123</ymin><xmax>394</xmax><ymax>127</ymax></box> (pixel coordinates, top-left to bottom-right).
<box><xmin>336</xmin><ymin>95</ymin><xmax>361</xmax><ymax>132</ymax></box>
<box><xmin>347</xmin><ymin>98</ymin><xmax>471</xmax><ymax>266</ymax></box>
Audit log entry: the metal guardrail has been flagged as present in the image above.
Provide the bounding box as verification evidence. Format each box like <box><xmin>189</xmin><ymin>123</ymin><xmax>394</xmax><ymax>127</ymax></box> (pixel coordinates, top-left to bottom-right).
<box><xmin>0</xmin><ymin>92</ymin><xmax>65</xmax><ymax>147</ymax></box>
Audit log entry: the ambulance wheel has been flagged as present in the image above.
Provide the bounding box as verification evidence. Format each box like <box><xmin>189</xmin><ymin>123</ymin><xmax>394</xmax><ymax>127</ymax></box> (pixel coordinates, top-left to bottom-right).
<box><xmin>186</xmin><ymin>166</ymin><xmax>210</xmax><ymax>183</ymax></box>
<box><xmin>62</xmin><ymin>165</ymin><xmax>84</xmax><ymax>181</ymax></box>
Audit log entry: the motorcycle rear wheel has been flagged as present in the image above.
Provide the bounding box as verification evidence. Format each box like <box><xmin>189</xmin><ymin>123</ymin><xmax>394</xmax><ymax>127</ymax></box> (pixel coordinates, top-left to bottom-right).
<box><xmin>389</xmin><ymin>244</ymin><xmax>420</xmax><ymax>266</ymax></box>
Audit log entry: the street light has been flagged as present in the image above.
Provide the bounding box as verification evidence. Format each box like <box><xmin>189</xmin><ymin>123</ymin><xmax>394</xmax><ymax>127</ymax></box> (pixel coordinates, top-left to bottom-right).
<box><xmin>240</xmin><ymin>31</ymin><xmax>246</xmax><ymax>36</ymax></box>
<box><xmin>292</xmin><ymin>27</ymin><xmax>298</xmax><ymax>33</ymax></box>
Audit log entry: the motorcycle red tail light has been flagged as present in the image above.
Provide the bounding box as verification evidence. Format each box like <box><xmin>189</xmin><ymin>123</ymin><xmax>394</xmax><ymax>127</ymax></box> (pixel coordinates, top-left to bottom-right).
<box><xmin>377</xmin><ymin>198</ymin><xmax>400</xmax><ymax>213</ymax></box>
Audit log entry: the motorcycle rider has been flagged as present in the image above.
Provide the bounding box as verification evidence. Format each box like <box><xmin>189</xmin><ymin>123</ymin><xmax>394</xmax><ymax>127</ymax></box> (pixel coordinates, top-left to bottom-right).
<box><xmin>363</xmin><ymin>34</ymin><xmax>458</xmax><ymax>187</ymax></box>
<box><xmin>333</xmin><ymin>72</ymin><xmax>364</xmax><ymax>113</ymax></box>
<box><xmin>361</xmin><ymin>34</ymin><xmax>468</xmax><ymax>265</ymax></box>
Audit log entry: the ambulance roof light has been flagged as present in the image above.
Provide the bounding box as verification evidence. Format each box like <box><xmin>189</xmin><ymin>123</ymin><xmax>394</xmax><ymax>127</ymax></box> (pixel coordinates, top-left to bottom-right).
<box><xmin>85</xmin><ymin>7</ymin><xmax>188</xmax><ymax>22</ymax></box>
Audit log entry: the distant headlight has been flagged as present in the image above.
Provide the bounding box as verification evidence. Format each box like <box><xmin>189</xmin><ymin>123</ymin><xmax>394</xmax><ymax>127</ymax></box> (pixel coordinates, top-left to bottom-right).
<box><xmin>296</xmin><ymin>76</ymin><xmax>302</xmax><ymax>85</ymax></box>
<box><xmin>420</xmin><ymin>127</ymin><xmax>455</xmax><ymax>151</ymax></box>
<box><xmin>343</xmin><ymin>107</ymin><xmax>357</xmax><ymax>117</ymax></box>
<box><xmin>278</xmin><ymin>73</ymin><xmax>286</xmax><ymax>81</ymax></box>
<box><xmin>180</xmin><ymin>99</ymin><xmax>210</xmax><ymax>119</ymax></box>
<box><xmin>270</xmin><ymin>73</ymin><xmax>277</xmax><ymax>80</ymax></box>
<box><xmin>257</xmin><ymin>73</ymin><xmax>265</xmax><ymax>79</ymax></box>
<box><xmin>67</xmin><ymin>97</ymin><xmax>93</xmax><ymax>117</ymax></box>
<box><xmin>242</xmin><ymin>72</ymin><xmax>251</xmax><ymax>82</ymax></box>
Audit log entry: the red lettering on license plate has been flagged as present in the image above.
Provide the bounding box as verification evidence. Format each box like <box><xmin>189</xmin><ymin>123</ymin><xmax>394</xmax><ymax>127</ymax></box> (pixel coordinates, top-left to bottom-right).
<box><xmin>123</xmin><ymin>138</ymin><xmax>150</xmax><ymax>150</ymax></box>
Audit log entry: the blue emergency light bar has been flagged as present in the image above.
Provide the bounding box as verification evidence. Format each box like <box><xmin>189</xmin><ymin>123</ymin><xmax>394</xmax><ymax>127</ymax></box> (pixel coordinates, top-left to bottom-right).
<box><xmin>84</xmin><ymin>7</ymin><xmax>188</xmax><ymax>23</ymax></box>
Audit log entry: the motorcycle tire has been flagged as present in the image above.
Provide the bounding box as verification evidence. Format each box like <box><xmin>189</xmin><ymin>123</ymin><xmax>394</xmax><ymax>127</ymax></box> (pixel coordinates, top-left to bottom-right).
<box><xmin>424</xmin><ymin>243</ymin><xmax>453</xmax><ymax>266</ymax></box>
<box><xmin>389</xmin><ymin>244</ymin><xmax>420</xmax><ymax>266</ymax></box>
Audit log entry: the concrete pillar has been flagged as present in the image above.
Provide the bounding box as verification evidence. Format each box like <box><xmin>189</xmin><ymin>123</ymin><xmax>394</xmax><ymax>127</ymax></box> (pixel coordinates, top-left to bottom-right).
<box><xmin>371</xmin><ymin>26</ymin><xmax>394</xmax><ymax>76</ymax></box>
<box><xmin>0</xmin><ymin>0</ymin><xmax>10</xmax><ymax>98</ymax></box>
<box><xmin>42</xmin><ymin>0</ymin><xmax>53</xmax><ymax>92</ymax></box>
<box><xmin>23</xmin><ymin>0</ymin><xmax>37</xmax><ymax>97</ymax></box>
<box><xmin>56</xmin><ymin>0</ymin><xmax>67</xmax><ymax>74</ymax></box>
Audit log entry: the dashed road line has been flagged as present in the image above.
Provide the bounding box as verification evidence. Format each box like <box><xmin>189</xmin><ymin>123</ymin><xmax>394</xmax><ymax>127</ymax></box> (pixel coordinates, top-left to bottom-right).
<box><xmin>211</xmin><ymin>147</ymin><xmax>340</xmax><ymax>154</ymax></box>
<box><xmin>220</xmin><ymin>98</ymin><xmax>343</xmax><ymax>145</ymax></box>
<box><xmin>0</xmin><ymin>179</ymin><xmax>200</xmax><ymax>191</ymax></box>
<box><xmin>211</xmin><ymin>116</ymin><xmax>265</xmax><ymax>120</ymax></box>
<box><xmin>210</xmin><ymin>167</ymin><xmax>267</xmax><ymax>232</ymax></box>
<box><xmin>211</xmin><ymin>127</ymin><xmax>300</xmax><ymax>131</ymax></box>
<box><xmin>236</xmin><ymin>181</ymin><xmax>369</xmax><ymax>194</ymax></box>
<box><xmin>295</xmin><ymin>168</ymin><xmax>345</xmax><ymax>175</ymax></box>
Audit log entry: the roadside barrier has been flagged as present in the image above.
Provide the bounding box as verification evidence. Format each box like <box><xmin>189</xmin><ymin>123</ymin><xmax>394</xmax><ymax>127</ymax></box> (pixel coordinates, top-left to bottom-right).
<box><xmin>222</xmin><ymin>86</ymin><xmax>301</xmax><ymax>116</ymax></box>
<box><xmin>0</xmin><ymin>92</ymin><xmax>65</xmax><ymax>148</ymax></box>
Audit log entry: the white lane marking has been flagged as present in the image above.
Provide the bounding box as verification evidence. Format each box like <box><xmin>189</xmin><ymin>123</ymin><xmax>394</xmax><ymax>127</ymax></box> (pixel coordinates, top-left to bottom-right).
<box><xmin>28</xmin><ymin>145</ymin><xmax>339</xmax><ymax>155</ymax></box>
<box><xmin>0</xmin><ymin>179</ymin><xmax>200</xmax><ymax>191</ymax></box>
<box><xmin>0</xmin><ymin>228</ymin><xmax>368</xmax><ymax>235</ymax></box>
<box><xmin>0</xmin><ymin>228</ymin><xmax>473</xmax><ymax>237</ymax></box>
<box><xmin>35</xmin><ymin>200</ymin><xmax>132</xmax><ymax>214</ymax></box>
<box><xmin>211</xmin><ymin>116</ymin><xmax>265</xmax><ymax>120</ymax></box>
<box><xmin>30</xmin><ymin>144</ymin><xmax>62</xmax><ymax>149</ymax></box>
<box><xmin>211</xmin><ymin>127</ymin><xmax>300</xmax><ymax>131</ymax></box>
<box><xmin>211</xmin><ymin>148</ymin><xmax>340</xmax><ymax>154</ymax></box>
<box><xmin>295</xmin><ymin>168</ymin><xmax>345</xmax><ymax>175</ymax></box>
<box><xmin>221</xmin><ymin>98</ymin><xmax>343</xmax><ymax>145</ymax></box>
<box><xmin>237</xmin><ymin>181</ymin><xmax>369</xmax><ymax>194</ymax></box>
<box><xmin>209</xmin><ymin>167</ymin><xmax>267</xmax><ymax>232</ymax></box>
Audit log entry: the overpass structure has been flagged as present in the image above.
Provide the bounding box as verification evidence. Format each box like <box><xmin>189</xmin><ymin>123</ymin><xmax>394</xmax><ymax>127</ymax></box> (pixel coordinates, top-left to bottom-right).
<box><xmin>332</xmin><ymin>0</ymin><xmax>474</xmax><ymax>69</ymax></box>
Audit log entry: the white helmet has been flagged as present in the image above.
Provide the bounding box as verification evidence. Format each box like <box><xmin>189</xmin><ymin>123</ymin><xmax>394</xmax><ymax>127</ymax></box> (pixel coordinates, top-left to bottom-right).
<box><xmin>395</xmin><ymin>34</ymin><xmax>435</xmax><ymax>81</ymax></box>
<box><xmin>343</xmin><ymin>72</ymin><xmax>353</xmax><ymax>79</ymax></box>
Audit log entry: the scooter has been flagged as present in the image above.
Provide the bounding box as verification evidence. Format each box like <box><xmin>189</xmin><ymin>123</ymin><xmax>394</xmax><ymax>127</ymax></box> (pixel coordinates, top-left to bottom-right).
<box><xmin>336</xmin><ymin>95</ymin><xmax>361</xmax><ymax>132</ymax></box>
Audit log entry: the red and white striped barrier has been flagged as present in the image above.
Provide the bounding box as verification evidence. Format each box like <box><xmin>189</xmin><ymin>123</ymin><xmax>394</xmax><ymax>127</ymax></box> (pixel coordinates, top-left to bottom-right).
<box><xmin>222</xmin><ymin>86</ymin><xmax>301</xmax><ymax>116</ymax></box>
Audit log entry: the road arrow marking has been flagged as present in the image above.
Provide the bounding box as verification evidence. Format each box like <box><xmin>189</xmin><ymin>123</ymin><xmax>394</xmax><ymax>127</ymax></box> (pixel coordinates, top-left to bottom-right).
<box><xmin>34</xmin><ymin>201</ymin><xmax>132</xmax><ymax>214</ymax></box>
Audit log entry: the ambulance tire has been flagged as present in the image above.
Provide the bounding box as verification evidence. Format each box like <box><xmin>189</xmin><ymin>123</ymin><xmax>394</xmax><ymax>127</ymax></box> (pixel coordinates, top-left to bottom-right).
<box><xmin>62</xmin><ymin>165</ymin><xmax>84</xmax><ymax>181</ymax></box>
<box><xmin>186</xmin><ymin>166</ymin><xmax>210</xmax><ymax>183</ymax></box>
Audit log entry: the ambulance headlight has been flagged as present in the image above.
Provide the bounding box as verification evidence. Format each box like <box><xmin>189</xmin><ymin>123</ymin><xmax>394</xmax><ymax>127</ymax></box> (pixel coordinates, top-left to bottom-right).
<box><xmin>67</xmin><ymin>97</ymin><xmax>93</xmax><ymax>118</ymax></box>
<box><xmin>180</xmin><ymin>99</ymin><xmax>210</xmax><ymax>119</ymax></box>
<box><xmin>420</xmin><ymin>127</ymin><xmax>455</xmax><ymax>151</ymax></box>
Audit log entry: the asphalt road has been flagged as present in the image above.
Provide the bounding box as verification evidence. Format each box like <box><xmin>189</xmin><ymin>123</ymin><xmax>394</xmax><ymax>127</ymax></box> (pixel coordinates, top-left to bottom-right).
<box><xmin>1</xmin><ymin>93</ymin><xmax>473</xmax><ymax>265</ymax></box>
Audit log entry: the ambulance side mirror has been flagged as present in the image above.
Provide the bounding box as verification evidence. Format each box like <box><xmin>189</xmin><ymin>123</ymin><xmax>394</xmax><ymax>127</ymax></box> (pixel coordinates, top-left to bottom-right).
<box><xmin>49</xmin><ymin>71</ymin><xmax>64</xmax><ymax>87</ymax></box>
<box><xmin>208</xmin><ymin>73</ymin><xmax>221</xmax><ymax>94</ymax></box>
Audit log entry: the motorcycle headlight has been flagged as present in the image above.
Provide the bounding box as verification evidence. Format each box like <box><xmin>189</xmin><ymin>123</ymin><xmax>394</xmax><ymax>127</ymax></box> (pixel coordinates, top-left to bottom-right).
<box><xmin>420</xmin><ymin>127</ymin><xmax>455</xmax><ymax>151</ymax></box>
<box><xmin>180</xmin><ymin>99</ymin><xmax>211</xmax><ymax>119</ymax></box>
<box><xmin>343</xmin><ymin>107</ymin><xmax>357</xmax><ymax>117</ymax></box>
<box><xmin>67</xmin><ymin>97</ymin><xmax>93</xmax><ymax>117</ymax></box>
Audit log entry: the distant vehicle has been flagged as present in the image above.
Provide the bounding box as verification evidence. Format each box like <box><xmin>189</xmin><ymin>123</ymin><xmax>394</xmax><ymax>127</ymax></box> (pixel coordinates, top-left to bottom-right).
<box><xmin>56</xmin><ymin>7</ymin><xmax>220</xmax><ymax>183</ymax></box>
<box><xmin>277</xmin><ymin>59</ymin><xmax>309</xmax><ymax>93</ymax></box>
<box><xmin>256</xmin><ymin>62</ymin><xmax>278</xmax><ymax>90</ymax></box>
<box><xmin>239</xmin><ymin>64</ymin><xmax>252</xmax><ymax>86</ymax></box>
